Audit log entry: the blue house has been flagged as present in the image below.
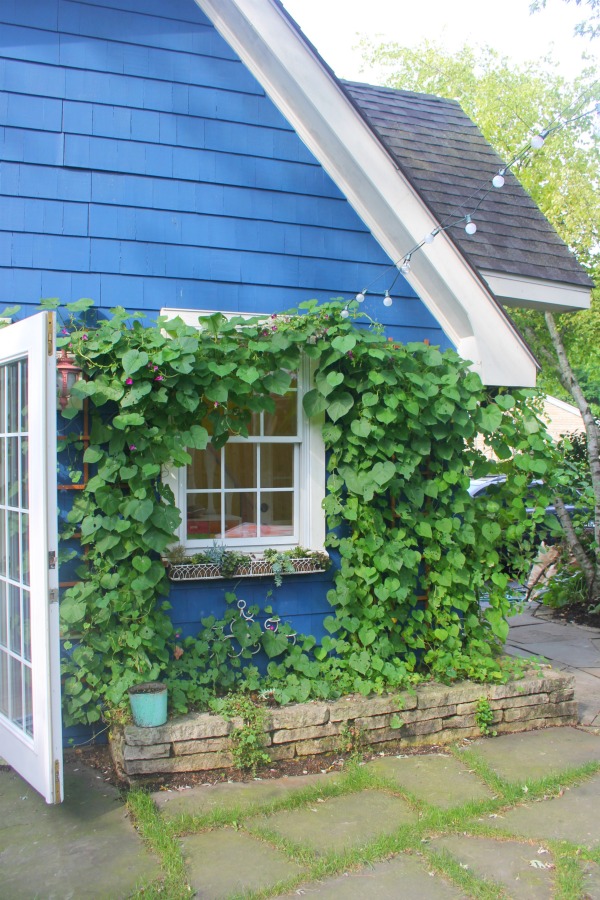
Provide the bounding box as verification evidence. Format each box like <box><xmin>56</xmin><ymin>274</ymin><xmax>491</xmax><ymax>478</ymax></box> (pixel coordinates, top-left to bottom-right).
<box><xmin>0</xmin><ymin>0</ymin><xmax>592</xmax><ymax>798</ymax></box>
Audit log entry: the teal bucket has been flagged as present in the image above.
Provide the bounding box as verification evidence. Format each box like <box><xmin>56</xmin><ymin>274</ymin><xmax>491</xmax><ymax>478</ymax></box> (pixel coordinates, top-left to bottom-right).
<box><xmin>128</xmin><ymin>682</ymin><xmax>168</xmax><ymax>728</ymax></box>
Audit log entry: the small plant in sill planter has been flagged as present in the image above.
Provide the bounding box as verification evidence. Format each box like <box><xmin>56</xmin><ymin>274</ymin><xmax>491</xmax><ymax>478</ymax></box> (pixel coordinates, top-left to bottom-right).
<box><xmin>164</xmin><ymin>542</ymin><xmax>330</xmax><ymax>583</ymax></box>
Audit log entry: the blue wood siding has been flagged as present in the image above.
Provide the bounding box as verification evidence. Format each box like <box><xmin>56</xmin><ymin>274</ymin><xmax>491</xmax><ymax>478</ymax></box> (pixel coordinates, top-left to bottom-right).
<box><xmin>1</xmin><ymin>1</ymin><xmax>451</xmax><ymax>688</ymax></box>
<box><xmin>0</xmin><ymin>0</ymin><xmax>448</xmax><ymax>344</ymax></box>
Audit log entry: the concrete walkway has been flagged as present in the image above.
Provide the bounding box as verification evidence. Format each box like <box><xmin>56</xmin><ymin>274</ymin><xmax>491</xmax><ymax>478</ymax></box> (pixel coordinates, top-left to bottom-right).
<box><xmin>507</xmin><ymin>602</ymin><xmax>600</xmax><ymax>727</ymax></box>
<box><xmin>1</xmin><ymin>611</ymin><xmax>599</xmax><ymax>898</ymax></box>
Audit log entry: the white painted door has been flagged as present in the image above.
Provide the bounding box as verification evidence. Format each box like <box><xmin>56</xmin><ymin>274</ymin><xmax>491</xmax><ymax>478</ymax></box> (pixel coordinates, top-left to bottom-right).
<box><xmin>0</xmin><ymin>312</ymin><xmax>62</xmax><ymax>804</ymax></box>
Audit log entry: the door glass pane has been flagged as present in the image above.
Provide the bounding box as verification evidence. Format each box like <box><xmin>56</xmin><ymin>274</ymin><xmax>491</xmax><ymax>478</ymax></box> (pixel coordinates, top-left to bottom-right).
<box><xmin>23</xmin><ymin>664</ymin><xmax>33</xmax><ymax>737</ymax></box>
<box><xmin>0</xmin><ymin>438</ymin><xmax>4</xmax><ymax>505</ymax></box>
<box><xmin>21</xmin><ymin>513</ymin><xmax>29</xmax><ymax>587</ymax></box>
<box><xmin>19</xmin><ymin>359</ymin><xmax>28</xmax><ymax>432</ymax></box>
<box><xmin>0</xmin><ymin>367</ymin><xmax>5</xmax><ymax>433</ymax></box>
<box><xmin>187</xmin><ymin>492</ymin><xmax>222</xmax><ymax>539</ymax></box>
<box><xmin>261</xmin><ymin>444</ymin><xmax>294</xmax><ymax>488</ymax></box>
<box><xmin>8</xmin><ymin>511</ymin><xmax>20</xmax><ymax>582</ymax></box>
<box><xmin>0</xmin><ymin>580</ymin><xmax>6</xmax><ymax>647</ymax></box>
<box><xmin>22</xmin><ymin>589</ymin><xmax>31</xmax><ymax>662</ymax></box>
<box><xmin>0</xmin><ymin>511</ymin><xmax>5</xmax><ymax>578</ymax></box>
<box><xmin>9</xmin><ymin>655</ymin><xmax>22</xmax><ymax>726</ymax></box>
<box><xmin>6</xmin><ymin>364</ymin><xmax>18</xmax><ymax>434</ymax></box>
<box><xmin>0</xmin><ymin>650</ymin><xmax>8</xmax><ymax>717</ymax></box>
<box><xmin>21</xmin><ymin>438</ymin><xmax>28</xmax><ymax>509</ymax></box>
<box><xmin>260</xmin><ymin>491</ymin><xmax>294</xmax><ymax>535</ymax></box>
<box><xmin>7</xmin><ymin>437</ymin><xmax>19</xmax><ymax>505</ymax></box>
<box><xmin>9</xmin><ymin>583</ymin><xmax>21</xmax><ymax>654</ymax></box>
<box><xmin>225</xmin><ymin>444</ymin><xmax>256</xmax><ymax>489</ymax></box>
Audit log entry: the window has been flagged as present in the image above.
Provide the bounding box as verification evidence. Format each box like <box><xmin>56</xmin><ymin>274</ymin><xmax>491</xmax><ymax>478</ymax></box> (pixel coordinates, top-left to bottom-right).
<box><xmin>162</xmin><ymin>309</ymin><xmax>326</xmax><ymax>553</ymax></box>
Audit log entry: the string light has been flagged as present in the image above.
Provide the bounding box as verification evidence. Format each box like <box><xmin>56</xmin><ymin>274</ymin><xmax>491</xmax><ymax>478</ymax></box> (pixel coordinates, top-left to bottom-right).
<box><xmin>342</xmin><ymin>90</ymin><xmax>599</xmax><ymax>313</ymax></box>
<box><xmin>530</xmin><ymin>130</ymin><xmax>548</xmax><ymax>149</ymax></box>
<box><xmin>464</xmin><ymin>215</ymin><xmax>477</xmax><ymax>235</ymax></box>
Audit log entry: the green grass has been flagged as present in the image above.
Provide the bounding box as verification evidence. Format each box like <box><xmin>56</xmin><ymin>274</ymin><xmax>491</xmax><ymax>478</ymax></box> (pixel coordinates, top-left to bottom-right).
<box><xmin>125</xmin><ymin>742</ymin><xmax>600</xmax><ymax>899</ymax></box>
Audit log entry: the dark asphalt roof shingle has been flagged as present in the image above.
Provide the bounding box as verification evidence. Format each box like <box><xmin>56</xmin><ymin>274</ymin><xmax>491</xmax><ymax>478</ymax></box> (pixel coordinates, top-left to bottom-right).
<box><xmin>342</xmin><ymin>81</ymin><xmax>592</xmax><ymax>289</ymax></box>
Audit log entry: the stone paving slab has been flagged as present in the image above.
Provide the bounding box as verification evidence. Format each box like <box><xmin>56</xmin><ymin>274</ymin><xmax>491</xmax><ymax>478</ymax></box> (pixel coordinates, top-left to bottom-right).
<box><xmin>581</xmin><ymin>861</ymin><xmax>600</xmax><ymax>899</ymax></box>
<box><xmin>486</xmin><ymin>774</ymin><xmax>600</xmax><ymax>849</ymax></box>
<box><xmin>0</xmin><ymin>760</ymin><xmax>159</xmax><ymax>899</ymax></box>
<box><xmin>181</xmin><ymin>828</ymin><xmax>305</xmax><ymax>899</ymax></box>
<box><xmin>462</xmin><ymin>726</ymin><xmax>600</xmax><ymax>781</ymax></box>
<box><xmin>367</xmin><ymin>753</ymin><xmax>494</xmax><ymax>808</ymax></box>
<box><xmin>153</xmin><ymin>772</ymin><xmax>338</xmax><ymax>822</ymax></box>
<box><xmin>256</xmin><ymin>789</ymin><xmax>417</xmax><ymax>855</ymax></box>
<box><xmin>275</xmin><ymin>852</ymin><xmax>468</xmax><ymax>898</ymax></box>
<box><xmin>430</xmin><ymin>835</ymin><xmax>555</xmax><ymax>900</ymax></box>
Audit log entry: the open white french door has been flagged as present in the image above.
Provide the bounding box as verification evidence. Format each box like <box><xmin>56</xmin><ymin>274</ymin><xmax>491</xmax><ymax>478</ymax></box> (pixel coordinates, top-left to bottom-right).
<box><xmin>0</xmin><ymin>312</ymin><xmax>62</xmax><ymax>803</ymax></box>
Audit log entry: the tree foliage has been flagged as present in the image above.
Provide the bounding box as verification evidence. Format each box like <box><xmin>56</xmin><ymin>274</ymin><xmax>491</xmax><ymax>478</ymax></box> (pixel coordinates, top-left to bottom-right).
<box><xmin>531</xmin><ymin>0</ymin><xmax>600</xmax><ymax>40</ymax></box>
<box><xmin>358</xmin><ymin>40</ymin><xmax>600</xmax><ymax>603</ymax></box>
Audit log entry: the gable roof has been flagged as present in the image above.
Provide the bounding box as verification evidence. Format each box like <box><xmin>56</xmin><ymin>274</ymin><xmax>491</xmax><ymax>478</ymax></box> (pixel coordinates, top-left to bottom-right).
<box><xmin>343</xmin><ymin>82</ymin><xmax>593</xmax><ymax>308</ymax></box>
<box><xmin>194</xmin><ymin>0</ymin><xmax>590</xmax><ymax>386</ymax></box>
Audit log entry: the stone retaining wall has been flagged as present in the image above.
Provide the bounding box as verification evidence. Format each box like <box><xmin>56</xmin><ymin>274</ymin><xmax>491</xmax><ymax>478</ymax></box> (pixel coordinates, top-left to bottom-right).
<box><xmin>111</xmin><ymin>670</ymin><xmax>577</xmax><ymax>779</ymax></box>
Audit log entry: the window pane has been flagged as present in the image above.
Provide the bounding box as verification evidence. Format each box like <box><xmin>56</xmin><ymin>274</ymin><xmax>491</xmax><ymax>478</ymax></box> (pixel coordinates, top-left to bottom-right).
<box><xmin>260</xmin><ymin>491</ymin><xmax>294</xmax><ymax>535</ymax></box>
<box><xmin>188</xmin><ymin>446</ymin><xmax>221</xmax><ymax>491</ymax></box>
<box><xmin>21</xmin><ymin>512</ymin><xmax>29</xmax><ymax>587</ymax></box>
<box><xmin>225</xmin><ymin>444</ymin><xmax>256</xmax><ymax>489</ymax></box>
<box><xmin>261</xmin><ymin>444</ymin><xmax>294</xmax><ymax>489</ymax></box>
<box><xmin>0</xmin><ymin>512</ymin><xmax>5</xmax><ymax>578</ymax></box>
<box><xmin>187</xmin><ymin>493</ymin><xmax>222</xmax><ymax>539</ymax></box>
<box><xmin>223</xmin><ymin>492</ymin><xmax>256</xmax><ymax>537</ymax></box>
<box><xmin>264</xmin><ymin>392</ymin><xmax>297</xmax><ymax>437</ymax></box>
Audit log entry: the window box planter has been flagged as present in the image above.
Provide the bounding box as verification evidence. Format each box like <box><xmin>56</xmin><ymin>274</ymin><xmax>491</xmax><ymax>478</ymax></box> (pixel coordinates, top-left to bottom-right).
<box><xmin>166</xmin><ymin>556</ymin><xmax>328</xmax><ymax>582</ymax></box>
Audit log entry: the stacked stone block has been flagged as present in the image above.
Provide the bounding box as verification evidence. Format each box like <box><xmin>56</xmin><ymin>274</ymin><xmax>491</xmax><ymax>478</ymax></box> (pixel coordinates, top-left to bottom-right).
<box><xmin>112</xmin><ymin>670</ymin><xmax>577</xmax><ymax>778</ymax></box>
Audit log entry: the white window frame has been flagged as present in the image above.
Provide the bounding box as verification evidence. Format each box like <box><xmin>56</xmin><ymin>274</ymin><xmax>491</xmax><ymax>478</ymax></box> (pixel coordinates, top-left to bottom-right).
<box><xmin>161</xmin><ymin>308</ymin><xmax>326</xmax><ymax>555</ymax></box>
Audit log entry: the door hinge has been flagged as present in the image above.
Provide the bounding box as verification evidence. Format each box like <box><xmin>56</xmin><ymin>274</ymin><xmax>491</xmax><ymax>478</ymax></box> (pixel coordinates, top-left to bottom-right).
<box><xmin>47</xmin><ymin>312</ymin><xmax>54</xmax><ymax>357</ymax></box>
<box><xmin>49</xmin><ymin>589</ymin><xmax>59</xmax><ymax>604</ymax></box>
<box><xmin>49</xmin><ymin>550</ymin><xmax>56</xmax><ymax>569</ymax></box>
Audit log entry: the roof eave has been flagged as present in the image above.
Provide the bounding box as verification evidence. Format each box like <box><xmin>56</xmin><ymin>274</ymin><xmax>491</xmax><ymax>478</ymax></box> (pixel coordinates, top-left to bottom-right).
<box><xmin>481</xmin><ymin>271</ymin><xmax>592</xmax><ymax>313</ymax></box>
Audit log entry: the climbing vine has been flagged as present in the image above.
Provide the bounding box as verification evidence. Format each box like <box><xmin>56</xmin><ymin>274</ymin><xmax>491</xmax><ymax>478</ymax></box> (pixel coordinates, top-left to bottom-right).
<box><xmin>52</xmin><ymin>298</ymin><xmax>554</xmax><ymax>725</ymax></box>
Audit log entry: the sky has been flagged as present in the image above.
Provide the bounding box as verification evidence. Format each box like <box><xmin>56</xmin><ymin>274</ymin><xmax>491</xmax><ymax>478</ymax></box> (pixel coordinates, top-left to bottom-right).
<box><xmin>281</xmin><ymin>0</ymin><xmax>599</xmax><ymax>83</ymax></box>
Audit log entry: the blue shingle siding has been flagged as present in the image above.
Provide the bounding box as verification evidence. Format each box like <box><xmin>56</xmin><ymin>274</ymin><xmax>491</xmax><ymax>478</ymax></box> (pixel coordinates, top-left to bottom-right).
<box><xmin>0</xmin><ymin>0</ymin><xmax>446</xmax><ymax>344</ymax></box>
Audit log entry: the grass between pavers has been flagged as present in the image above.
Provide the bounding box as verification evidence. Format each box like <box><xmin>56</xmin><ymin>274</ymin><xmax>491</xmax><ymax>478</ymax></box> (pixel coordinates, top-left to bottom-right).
<box><xmin>126</xmin><ymin>750</ymin><xmax>600</xmax><ymax>900</ymax></box>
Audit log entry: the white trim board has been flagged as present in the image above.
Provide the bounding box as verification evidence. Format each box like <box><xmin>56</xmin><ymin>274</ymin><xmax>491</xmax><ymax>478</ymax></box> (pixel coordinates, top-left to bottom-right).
<box><xmin>193</xmin><ymin>0</ymin><xmax>540</xmax><ymax>386</ymax></box>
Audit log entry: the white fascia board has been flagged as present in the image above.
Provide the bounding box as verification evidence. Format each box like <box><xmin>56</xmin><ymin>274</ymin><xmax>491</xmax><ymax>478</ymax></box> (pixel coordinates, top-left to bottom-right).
<box><xmin>192</xmin><ymin>0</ymin><xmax>537</xmax><ymax>387</ymax></box>
<box><xmin>482</xmin><ymin>271</ymin><xmax>591</xmax><ymax>312</ymax></box>
<box><xmin>545</xmin><ymin>395</ymin><xmax>583</xmax><ymax>417</ymax></box>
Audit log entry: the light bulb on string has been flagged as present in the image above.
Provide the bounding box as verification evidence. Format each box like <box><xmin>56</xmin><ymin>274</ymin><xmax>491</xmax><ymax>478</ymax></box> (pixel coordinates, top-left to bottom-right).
<box><xmin>423</xmin><ymin>231</ymin><xmax>436</xmax><ymax>244</ymax></box>
<box><xmin>530</xmin><ymin>130</ymin><xmax>548</xmax><ymax>149</ymax></box>
<box><xmin>340</xmin><ymin>308</ymin><xmax>350</xmax><ymax>319</ymax></box>
<box><xmin>464</xmin><ymin>215</ymin><xmax>477</xmax><ymax>235</ymax></box>
<box><xmin>492</xmin><ymin>169</ymin><xmax>505</xmax><ymax>188</ymax></box>
<box><xmin>355</xmin><ymin>289</ymin><xmax>366</xmax><ymax>303</ymax></box>
<box><xmin>383</xmin><ymin>290</ymin><xmax>393</xmax><ymax>307</ymax></box>
<box><xmin>400</xmin><ymin>254</ymin><xmax>412</xmax><ymax>275</ymax></box>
